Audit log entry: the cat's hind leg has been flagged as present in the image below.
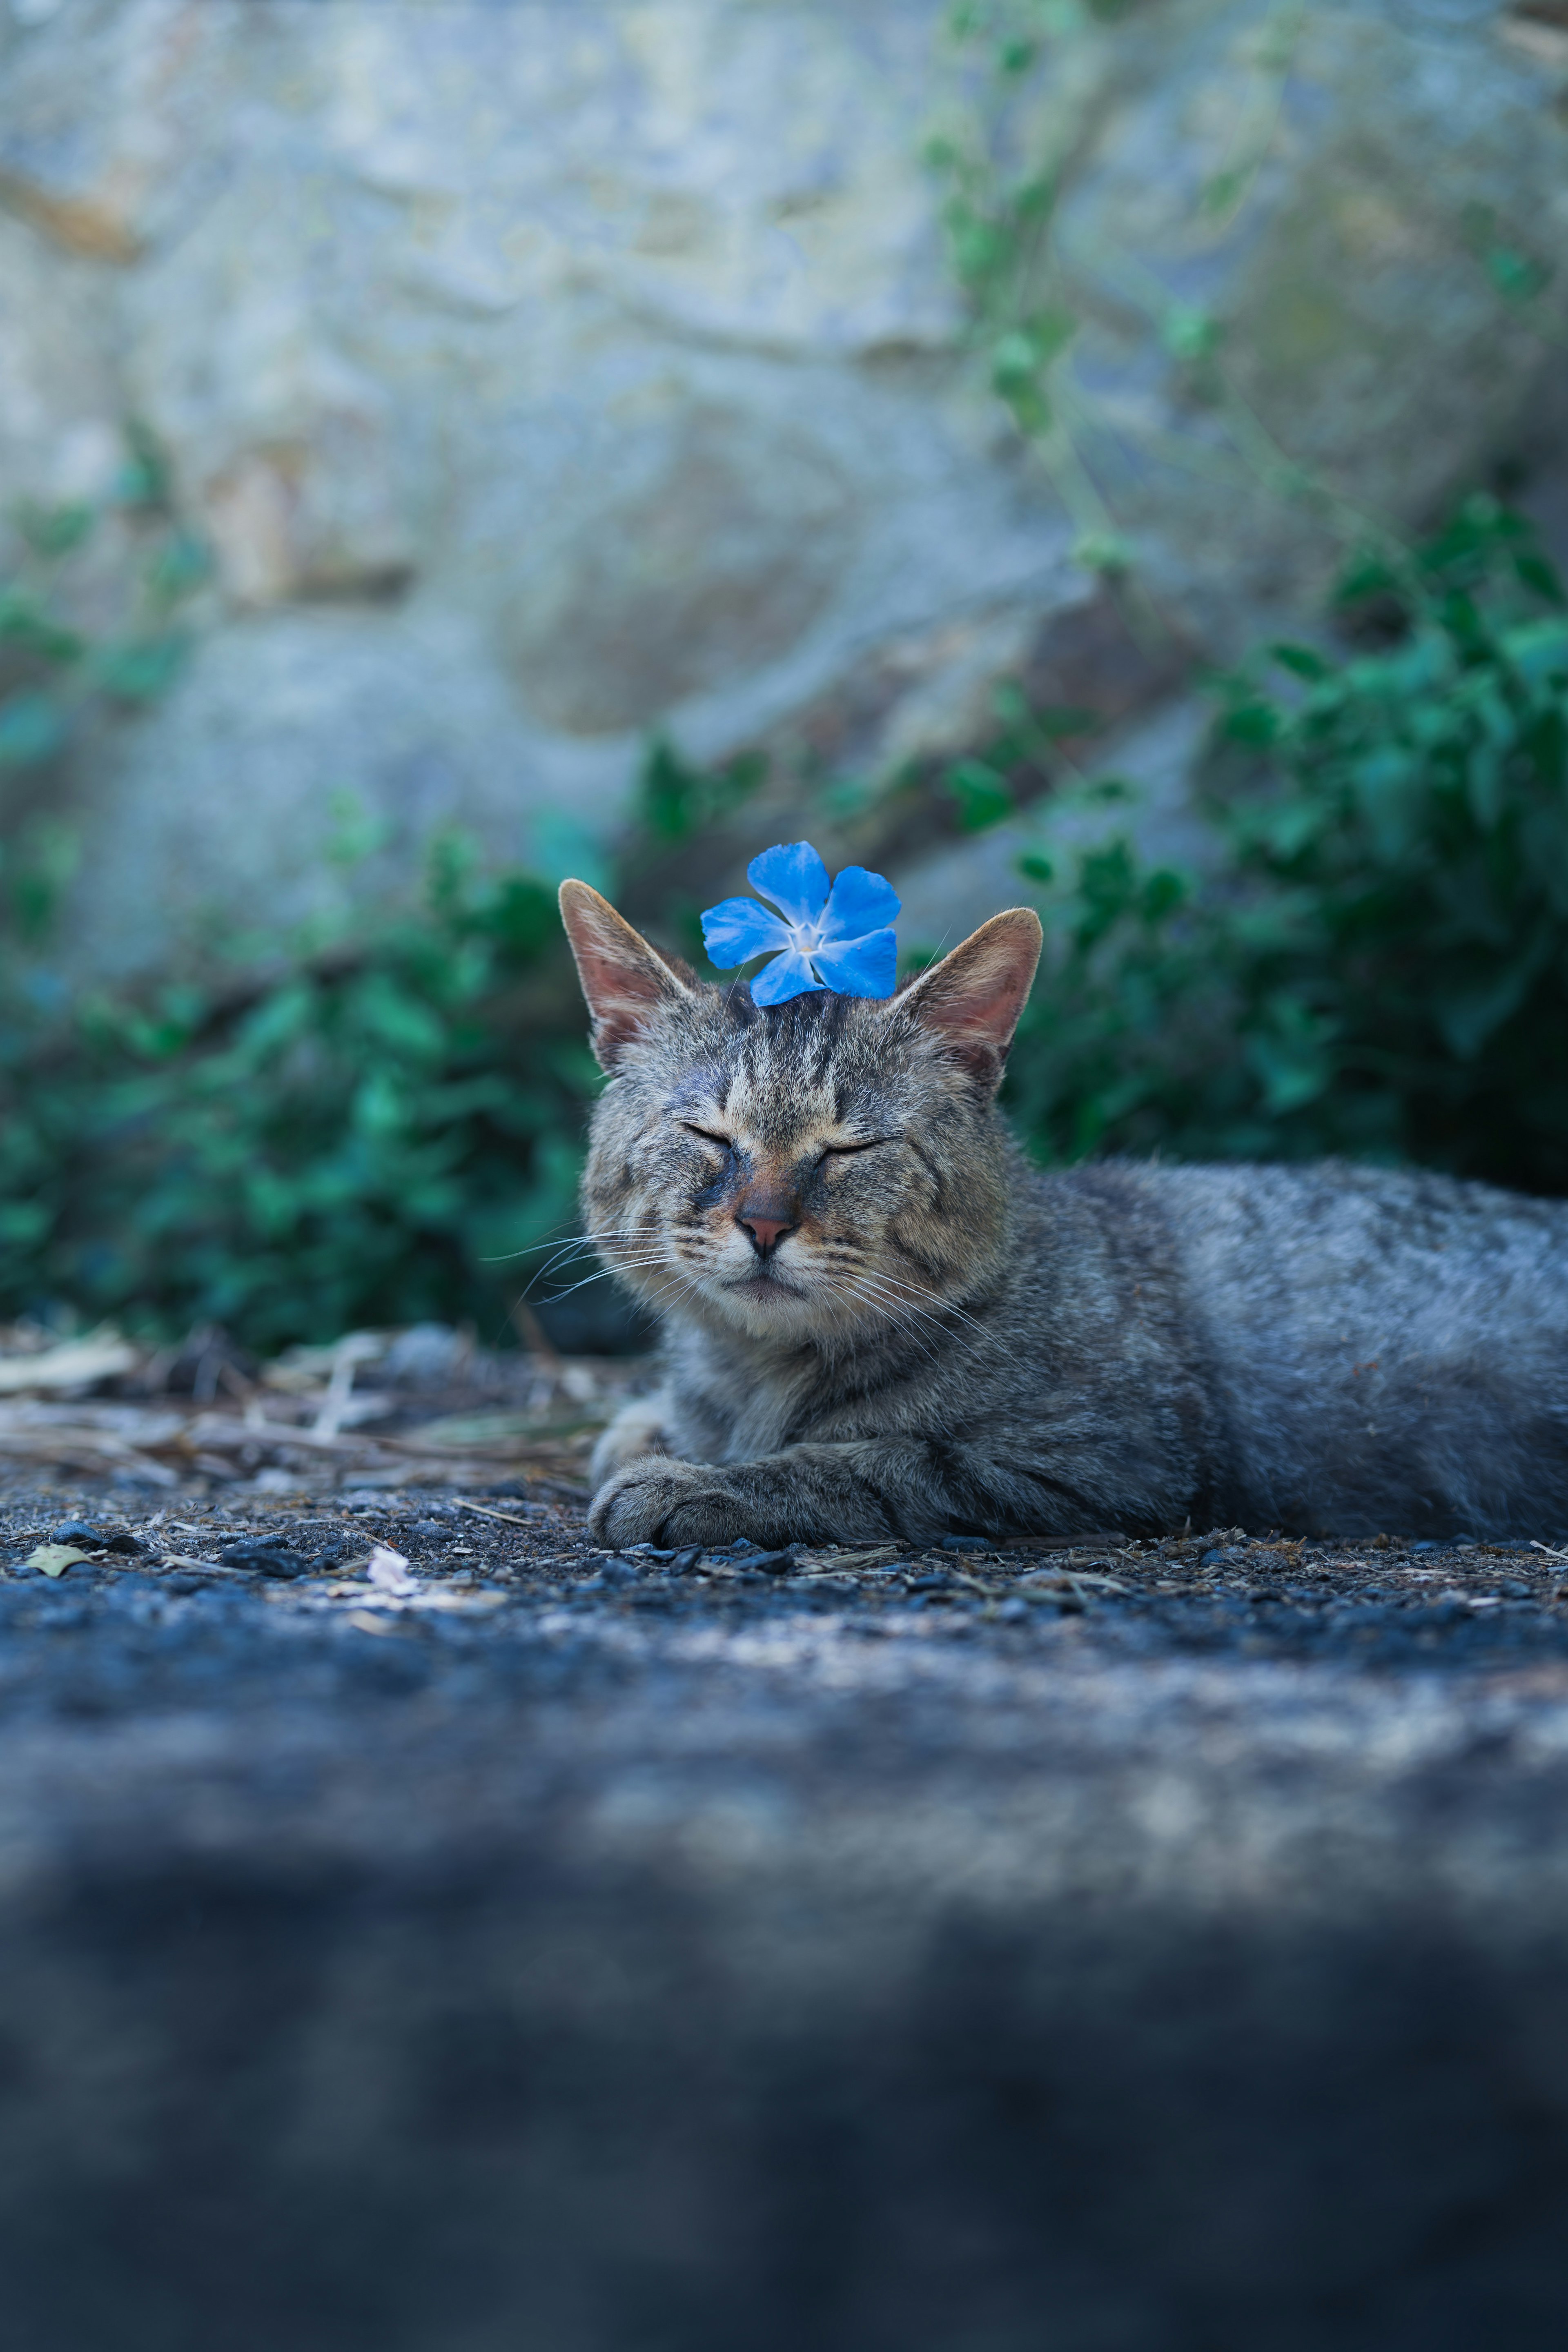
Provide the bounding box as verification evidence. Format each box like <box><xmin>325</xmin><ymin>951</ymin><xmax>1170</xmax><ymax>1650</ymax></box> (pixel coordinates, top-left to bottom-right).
<box><xmin>590</xmin><ymin>1389</ymin><xmax>674</xmax><ymax>1485</ymax></box>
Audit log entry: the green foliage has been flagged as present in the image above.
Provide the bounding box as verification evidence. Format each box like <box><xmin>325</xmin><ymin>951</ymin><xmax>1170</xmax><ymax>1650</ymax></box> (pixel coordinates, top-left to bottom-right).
<box><xmin>0</xmin><ymin>840</ymin><xmax>594</xmax><ymax>1349</ymax></box>
<box><xmin>927</xmin><ymin>3</ymin><xmax>1562</xmax><ymax>593</ymax></box>
<box><xmin>1</xmin><ymin>450</ymin><xmax>208</xmax><ymax>944</ymax></box>
<box><xmin>4</xmin><ymin>494</ymin><xmax>1565</xmax><ymax>1356</ymax></box>
<box><xmin>0</xmin><ymin>723</ymin><xmax>757</xmax><ymax>1353</ymax></box>
<box><xmin>0</xmin><ymin>697</ymin><xmax>773</xmax><ymax>1352</ymax></box>
<box><xmin>0</xmin><ymin>468</ymin><xmax>205</xmax><ymax>746</ymax></box>
<box><xmin>636</xmin><ymin>733</ymin><xmax>766</xmax><ymax>849</ymax></box>
<box><xmin>0</xmin><ymin>452</ymin><xmax>600</xmax><ymax>1354</ymax></box>
<box><xmin>1004</xmin><ymin>499</ymin><xmax>1568</xmax><ymax>1191</ymax></box>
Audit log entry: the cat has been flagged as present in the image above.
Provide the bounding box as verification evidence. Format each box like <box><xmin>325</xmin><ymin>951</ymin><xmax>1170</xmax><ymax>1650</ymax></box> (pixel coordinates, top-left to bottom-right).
<box><xmin>557</xmin><ymin>879</ymin><xmax>1568</xmax><ymax>1548</ymax></box>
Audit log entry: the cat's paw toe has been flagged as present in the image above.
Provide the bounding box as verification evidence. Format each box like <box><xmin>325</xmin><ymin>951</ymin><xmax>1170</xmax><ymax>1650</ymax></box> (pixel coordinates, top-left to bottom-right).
<box><xmin>588</xmin><ymin>1459</ymin><xmax>745</xmax><ymax>1548</ymax></box>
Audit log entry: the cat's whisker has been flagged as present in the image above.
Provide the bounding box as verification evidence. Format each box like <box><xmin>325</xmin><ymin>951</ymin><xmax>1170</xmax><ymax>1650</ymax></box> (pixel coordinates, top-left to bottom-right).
<box><xmin>841</xmin><ymin>1283</ymin><xmax>942</xmax><ymax>1347</ymax></box>
<box><xmin>831</xmin><ymin>1276</ymin><xmax>943</xmax><ymax>1369</ymax></box>
<box><xmin>846</xmin><ymin>1289</ymin><xmax>945</xmax><ymax>1364</ymax></box>
<box><xmin>487</xmin><ymin>1227</ymin><xmax>657</xmax><ymax>1267</ymax></box>
<box><xmin>831</xmin><ymin>1263</ymin><xmax>964</xmax><ymax>1333</ymax></box>
<box><xmin>831</xmin><ymin>1277</ymin><xmax>992</xmax><ymax>1375</ymax></box>
<box><xmin>857</xmin><ymin>1265</ymin><xmax>1006</xmax><ymax>1354</ymax></box>
<box><xmin>532</xmin><ymin>1253</ymin><xmax>684</xmax><ymax>1305</ymax></box>
<box><xmin>522</xmin><ymin>1227</ymin><xmax>663</xmax><ymax>1280</ymax></box>
<box><xmin>827</xmin><ymin>1263</ymin><xmax>945</xmax><ymax>1329</ymax></box>
<box><xmin>522</xmin><ymin>1250</ymin><xmax>673</xmax><ymax>1300</ymax></box>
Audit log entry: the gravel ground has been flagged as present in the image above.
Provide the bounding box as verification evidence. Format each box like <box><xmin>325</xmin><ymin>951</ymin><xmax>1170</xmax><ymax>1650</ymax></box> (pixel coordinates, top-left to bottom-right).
<box><xmin>3</xmin><ymin>1480</ymin><xmax>1568</xmax><ymax>2351</ymax></box>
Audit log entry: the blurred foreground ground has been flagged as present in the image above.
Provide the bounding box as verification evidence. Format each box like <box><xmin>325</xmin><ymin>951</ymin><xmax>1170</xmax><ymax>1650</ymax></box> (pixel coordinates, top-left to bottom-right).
<box><xmin>1</xmin><ymin>1331</ymin><xmax>1567</xmax><ymax>2348</ymax></box>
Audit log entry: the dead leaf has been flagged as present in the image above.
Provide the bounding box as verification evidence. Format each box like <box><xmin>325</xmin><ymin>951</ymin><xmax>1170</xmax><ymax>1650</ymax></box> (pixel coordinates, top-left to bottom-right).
<box><xmin>0</xmin><ymin>1331</ymin><xmax>138</xmax><ymax>1394</ymax></box>
<box><xmin>797</xmin><ymin>1546</ymin><xmax>902</xmax><ymax>1572</ymax></box>
<box><xmin>25</xmin><ymin>1543</ymin><xmax>91</xmax><ymax>1578</ymax></box>
<box><xmin>396</xmin><ymin>1410</ymin><xmax>606</xmax><ymax>1453</ymax></box>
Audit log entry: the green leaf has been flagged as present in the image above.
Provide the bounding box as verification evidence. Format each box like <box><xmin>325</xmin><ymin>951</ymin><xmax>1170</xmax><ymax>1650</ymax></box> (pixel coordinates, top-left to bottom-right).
<box><xmin>1515</xmin><ymin>551</ymin><xmax>1566</xmax><ymax>607</ymax></box>
<box><xmin>1031</xmin><ymin>704</ymin><xmax>1099</xmax><ymax>739</ymax></box>
<box><xmin>1269</xmin><ymin>643</ymin><xmax>1330</xmax><ymax>681</ymax></box>
<box><xmin>946</xmin><ymin>758</ymin><xmax>1014</xmax><ymax>832</ymax></box>
<box><xmin>1161</xmin><ymin>304</ymin><xmax>1222</xmax><ymax>362</ymax></box>
<box><xmin>1221</xmin><ymin>701</ymin><xmax>1282</xmax><ymax>748</ymax></box>
<box><xmin>16</xmin><ymin>502</ymin><xmax>94</xmax><ymax>559</ymax></box>
<box><xmin>144</xmin><ymin>532</ymin><xmax>211</xmax><ymax>604</ymax></box>
<box><xmin>478</xmin><ymin>875</ymin><xmax>557</xmax><ymax>959</ymax></box>
<box><xmin>1198</xmin><ymin>167</ymin><xmax>1248</xmax><ymax>219</ymax></box>
<box><xmin>1432</xmin><ymin>958</ymin><xmax>1541</xmax><ymax>1060</ymax></box>
<box><xmin>325</xmin><ymin>789</ymin><xmax>394</xmax><ymax>868</ymax></box>
<box><xmin>1485</xmin><ymin>245</ymin><xmax>1550</xmax><ymax>305</ymax></box>
<box><xmin>0</xmin><ymin>595</ymin><xmax>85</xmax><ymax>665</ymax></box>
<box><xmin>1140</xmin><ymin>870</ymin><xmax>1186</xmax><ymax>921</ymax></box>
<box><xmin>91</xmin><ymin>636</ymin><xmax>186</xmax><ymax>702</ymax></box>
<box><xmin>1332</xmin><ymin>547</ymin><xmax>1405</xmax><ymax>610</ymax></box>
<box><xmin>1070</xmin><ymin>531</ymin><xmax>1134</xmax><ymax>577</ymax></box>
<box><xmin>0</xmin><ymin>1200</ymin><xmax>52</xmax><ymax>1245</ymax></box>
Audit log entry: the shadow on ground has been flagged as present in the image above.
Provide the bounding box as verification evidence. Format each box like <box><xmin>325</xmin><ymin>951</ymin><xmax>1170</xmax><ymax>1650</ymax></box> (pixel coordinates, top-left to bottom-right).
<box><xmin>1</xmin><ymin>1488</ymin><xmax>1566</xmax><ymax>2351</ymax></box>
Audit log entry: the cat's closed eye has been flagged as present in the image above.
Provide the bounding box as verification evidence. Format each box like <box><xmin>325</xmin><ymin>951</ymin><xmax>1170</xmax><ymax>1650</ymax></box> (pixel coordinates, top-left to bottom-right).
<box><xmin>682</xmin><ymin>1123</ymin><xmax>732</xmax><ymax>1149</ymax></box>
<box><xmin>820</xmin><ymin>1138</ymin><xmax>895</xmax><ymax>1158</ymax></box>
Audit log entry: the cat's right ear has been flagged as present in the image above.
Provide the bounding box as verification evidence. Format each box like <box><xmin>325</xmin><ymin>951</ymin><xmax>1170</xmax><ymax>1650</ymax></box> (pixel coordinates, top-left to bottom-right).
<box><xmin>559</xmin><ymin>881</ymin><xmax>693</xmax><ymax>1069</ymax></box>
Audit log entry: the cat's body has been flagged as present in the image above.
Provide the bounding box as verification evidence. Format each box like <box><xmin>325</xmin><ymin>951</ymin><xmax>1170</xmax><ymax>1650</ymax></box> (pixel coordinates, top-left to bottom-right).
<box><xmin>558</xmin><ymin>882</ymin><xmax>1568</xmax><ymax>1548</ymax></box>
<box><xmin>601</xmin><ymin>1155</ymin><xmax>1568</xmax><ymax>1543</ymax></box>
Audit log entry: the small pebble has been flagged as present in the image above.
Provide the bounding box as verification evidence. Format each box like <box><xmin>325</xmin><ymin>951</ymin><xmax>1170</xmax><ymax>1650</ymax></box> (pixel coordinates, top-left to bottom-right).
<box><xmin>216</xmin><ymin>1542</ymin><xmax>309</xmax><ymax>1579</ymax></box>
<box><xmin>52</xmin><ymin>1522</ymin><xmax>143</xmax><ymax>1555</ymax></box>
<box><xmin>586</xmin><ymin>1555</ymin><xmax>641</xmax><ymax>1588</ymax></box>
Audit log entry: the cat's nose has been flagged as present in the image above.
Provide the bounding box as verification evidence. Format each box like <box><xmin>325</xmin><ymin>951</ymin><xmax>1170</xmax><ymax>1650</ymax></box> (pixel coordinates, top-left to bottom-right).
<box><xmin>737</xmin><ymin>1205</ymin><xmax>795</xmax><ymax>1258</ymax></box>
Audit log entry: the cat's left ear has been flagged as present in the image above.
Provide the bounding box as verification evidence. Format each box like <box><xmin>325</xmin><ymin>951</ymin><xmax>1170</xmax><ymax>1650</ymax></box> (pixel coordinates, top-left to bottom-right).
<box><xmin>897</xmin><ymin>908</ymin><xmax>1043</xmax><ymax>1090</ymax></box>
<box><xmin>559</xmin><ymin>881</ymin><xmax>695</xmax><ymax>1069</ymax></box>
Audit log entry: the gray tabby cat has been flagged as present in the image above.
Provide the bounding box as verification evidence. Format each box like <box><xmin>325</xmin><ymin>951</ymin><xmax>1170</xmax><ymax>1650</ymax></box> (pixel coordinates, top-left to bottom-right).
<box><xmin>558</xmin><ymin>880</ymin><xmax>1568</xmax><ymax>1546</ymax></box>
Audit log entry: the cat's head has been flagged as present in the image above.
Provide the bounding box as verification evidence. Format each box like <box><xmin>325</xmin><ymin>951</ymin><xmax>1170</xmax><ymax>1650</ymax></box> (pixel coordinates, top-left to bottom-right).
<box><xmin>558</xmin><ymin>881</ymin><xmax>1042</xmax><ymax>1348</ymax></box>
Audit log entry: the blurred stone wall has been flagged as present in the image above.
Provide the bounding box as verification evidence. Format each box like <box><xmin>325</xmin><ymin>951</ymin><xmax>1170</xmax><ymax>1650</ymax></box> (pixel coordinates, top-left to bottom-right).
<box><xmin>2</xmin><ymin>0</ymin><xmax>1566</xmax><ymax>975</ymax></box>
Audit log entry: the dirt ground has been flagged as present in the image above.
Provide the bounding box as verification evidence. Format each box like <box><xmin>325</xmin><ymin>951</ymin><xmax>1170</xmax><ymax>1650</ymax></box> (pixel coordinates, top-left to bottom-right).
<box><xmin>2</xmin><ymin>1354</ymin><xmax>1568</xmax><ymax>2350</ymax></box>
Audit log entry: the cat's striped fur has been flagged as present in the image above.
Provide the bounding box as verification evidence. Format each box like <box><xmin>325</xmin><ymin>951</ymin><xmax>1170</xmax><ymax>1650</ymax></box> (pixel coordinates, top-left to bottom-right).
<box><xmin>559</xmin><ymin>881</ymin><xmax>1568</xmax><ymax>1547</ymax></box>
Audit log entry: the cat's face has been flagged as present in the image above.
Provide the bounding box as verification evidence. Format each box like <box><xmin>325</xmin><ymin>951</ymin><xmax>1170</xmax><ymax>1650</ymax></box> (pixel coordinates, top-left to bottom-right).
<box><xmin>559</xmin><ymin>884</ymin><xmax>1042</xmax><ymax>1349</ymax></box>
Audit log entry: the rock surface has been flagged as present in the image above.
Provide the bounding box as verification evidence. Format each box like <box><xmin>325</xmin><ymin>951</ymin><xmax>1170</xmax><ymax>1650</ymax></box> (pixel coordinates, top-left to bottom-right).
<box><xmin>1</xmin><ymin>1</ymin><xmax>1566</xmax><ymax>973</ymax></box>
<box><xmin>2</xmin><ymin>1473</ymin><xmax>1568</xmax><ymax>2348</ymax></box>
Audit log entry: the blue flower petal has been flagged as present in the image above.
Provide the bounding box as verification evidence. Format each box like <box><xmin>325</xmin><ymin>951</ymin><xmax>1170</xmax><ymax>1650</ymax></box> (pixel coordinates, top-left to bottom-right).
<box><xmin>750</xmin><ymin>948</ymin><xmax>825</xmax><ymax>1006</ymax></box>
<box><xmin>809</xmin><ymin>928</ymin><xmax>897</xmax><ymax>998</ymax></box>
<box><xmin>701</xmin><ymin>896</ymin><xmax>792</xmax><ymax>968</ymax></box>
<box><xmin>819</xmin><ymin>866</ymin><xmax>900</xmax><ymax>941</ymax></box>
<box><xmin>746</xmin><ymin>841</ymin><xmax>830</xmax><ymax>928</ymax></box>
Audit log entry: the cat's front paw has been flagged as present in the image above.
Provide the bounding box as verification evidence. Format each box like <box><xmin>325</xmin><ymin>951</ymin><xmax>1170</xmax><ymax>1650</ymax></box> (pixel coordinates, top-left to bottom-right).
<box><xmin>588</xmin><ymin>1458</ymin><xmax>753</xmax><ymax>1549</ymax></box>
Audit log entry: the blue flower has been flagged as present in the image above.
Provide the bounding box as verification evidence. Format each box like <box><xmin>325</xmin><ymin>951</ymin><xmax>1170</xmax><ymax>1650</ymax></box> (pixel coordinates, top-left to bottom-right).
<box><xmin>701</xmin><ymin>842</ymin><xmax>900</xmax><ymax>1006</ymax></box>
